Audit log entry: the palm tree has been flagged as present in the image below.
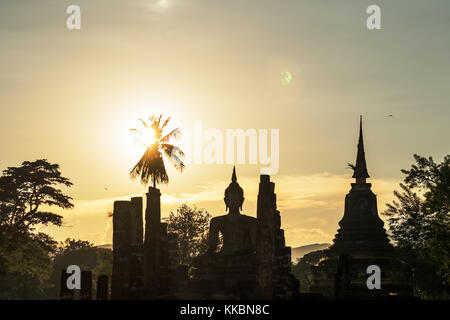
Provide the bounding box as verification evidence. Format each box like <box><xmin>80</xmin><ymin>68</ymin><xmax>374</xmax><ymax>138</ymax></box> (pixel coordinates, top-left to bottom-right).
<box><xmin>130</xmin><ymin>114</ymin><xmax>185</xmax><ymax>187</ymax></box>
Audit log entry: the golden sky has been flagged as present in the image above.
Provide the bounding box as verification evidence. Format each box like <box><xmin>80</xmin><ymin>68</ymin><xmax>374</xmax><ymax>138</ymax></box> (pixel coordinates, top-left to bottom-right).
<box><xmin>1</xmin><ymin>1</ymin><xmax>449</xmax><ymax>247</ymax></box>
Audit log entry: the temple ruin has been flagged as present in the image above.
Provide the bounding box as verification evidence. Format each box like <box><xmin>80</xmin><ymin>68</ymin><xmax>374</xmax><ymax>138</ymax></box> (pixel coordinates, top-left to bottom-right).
<box><xmin>107</xmin><ymin>168</ymin><xmax>297</xmax><ymax>299</ymax></box>
<box><xmin>59</xmin><ymin>118</ymin><xmax>413</xmax><ymax>300</ymax></box>
<box><xmin>310</xmin><ymin>117</ymin><xmax>413</xmax><ymax>299</ymax></box>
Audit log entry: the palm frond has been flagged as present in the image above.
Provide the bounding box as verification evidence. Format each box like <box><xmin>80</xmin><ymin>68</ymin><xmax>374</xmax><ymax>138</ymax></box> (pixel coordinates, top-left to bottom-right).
<box><xmin>129</xmin><ymin>128</ymin><xmax>148</xmax><ymax>148</ymax></box>
<box><xmin>162</xmin><ymin>143</ymin><xmax>185</xmax><ymax>172</ymax></box>
<box><xmin>347</xmin><ymin>162</ymin><xmax>356</xmax><ymax>171</ymax></box>
<box><xmin>162</xmin><ymin>143</ymin><xmax>185</xmax><ymax>157</ymax></box>
<box><xmin>133</xmin><ymin>137</ymin><xmax>148</xmax><ymax>148</ymax></box>
<box><xmin>161</xmin><ymin>128</ymin><xmax>182</xmax><ymax>142</ymax></box>
<box><xmin>149</xmin><ymin>114</ymin><xmax>163</xmax><ymax>140</ymax></box>
<box><xmin>138</xmin><ymin>118</ymin><xmax>148</xmax><ymax>128</ymax></box>
<box><xmin>129</xmin><ymin>128</ymin><xmax>144</xmax><ymax>137</ymax></box>
<box><xmin>161</xmin><ymin>116</ymin><xmax>171</xmax><ymax>130</ymax></box>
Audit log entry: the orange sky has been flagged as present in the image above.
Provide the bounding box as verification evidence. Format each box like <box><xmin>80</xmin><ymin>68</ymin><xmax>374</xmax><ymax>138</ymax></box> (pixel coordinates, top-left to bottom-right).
<box><xmin>1</xmin><ymin>1</ymin><xmax>449</xmax><ymax>247</ymax></box>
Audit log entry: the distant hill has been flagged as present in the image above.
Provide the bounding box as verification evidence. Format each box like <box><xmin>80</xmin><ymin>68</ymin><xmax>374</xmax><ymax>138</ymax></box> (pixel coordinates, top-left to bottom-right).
<box><xmin>96</xmin><ymin>243</ymin><xmax>330</xmax><ymax>260</ymax></box>
<box><xmin>96</xmin><ymin>244</ymin><xmax>112</xmax><ymax>250</ymax></box>
<box><xmin>291</xmin><ymin>243</ymin><xmax>331</xmax><ymax>262</ymax></box>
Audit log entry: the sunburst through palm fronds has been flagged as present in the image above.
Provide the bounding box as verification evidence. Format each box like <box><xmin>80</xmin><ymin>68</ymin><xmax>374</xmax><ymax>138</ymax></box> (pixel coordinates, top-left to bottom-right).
<box><xmin>130</xmin><ymin>114</ymin><xmax>185</xmax><ymax>187</ymax></box>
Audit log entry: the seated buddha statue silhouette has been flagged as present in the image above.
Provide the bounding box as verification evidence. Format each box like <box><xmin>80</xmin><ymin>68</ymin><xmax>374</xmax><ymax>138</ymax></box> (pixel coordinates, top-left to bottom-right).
<box><xmin>194</xmin><ymin>167</ymin><xmax>257</xmax><ymax>267</ymax></box>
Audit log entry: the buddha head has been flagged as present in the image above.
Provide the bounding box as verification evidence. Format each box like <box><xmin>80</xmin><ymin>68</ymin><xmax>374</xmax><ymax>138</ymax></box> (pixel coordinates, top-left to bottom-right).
<box><xmin>224</xmin><ymin>166</ymin><xmax>244</xmax><ymax>212</ymax></box>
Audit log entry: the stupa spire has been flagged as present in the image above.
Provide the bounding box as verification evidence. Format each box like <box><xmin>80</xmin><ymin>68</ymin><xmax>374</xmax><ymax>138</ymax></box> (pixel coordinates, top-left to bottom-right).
<box><xmin>352</xmin><ymin>116</ymin><xmax>370</xmax><ymax>183</ymax></box>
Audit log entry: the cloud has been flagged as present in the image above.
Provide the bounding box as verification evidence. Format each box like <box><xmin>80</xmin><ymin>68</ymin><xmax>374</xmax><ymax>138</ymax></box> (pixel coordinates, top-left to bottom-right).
<box><xmin>284</xmin><ymin>227</ymin><xmax>333</xmax><ymax>246</ymax></box>
<box><xmin>101</xmin><ymin>216</ymin><xmax>113</xmax><ymax>245</ymax></box>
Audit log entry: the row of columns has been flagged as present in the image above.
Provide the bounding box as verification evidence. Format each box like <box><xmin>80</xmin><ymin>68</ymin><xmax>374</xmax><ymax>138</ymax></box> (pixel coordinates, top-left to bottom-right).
<box><xmin>60</xmin><ymin>270</ymin><xmax>108</xmax><ymax>300</ymax></box>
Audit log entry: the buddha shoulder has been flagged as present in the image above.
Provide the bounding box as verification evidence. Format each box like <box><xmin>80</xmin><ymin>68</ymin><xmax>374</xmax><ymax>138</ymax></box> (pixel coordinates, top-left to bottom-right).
<box><xmin>210</xmin><ymin>215</ymin><xmax>227</xmax><ymax>224</ymax></box>
<box><xmin>239</xmin><ymin>214</ymin><xmax>257</xmax><ymax>223</ymax></box>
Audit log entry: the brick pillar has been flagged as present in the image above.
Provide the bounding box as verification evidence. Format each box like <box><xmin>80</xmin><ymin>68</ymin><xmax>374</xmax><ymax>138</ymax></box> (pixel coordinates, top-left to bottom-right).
<box><xmin>130</xmin><ymin>197</ymin><xmax>143</xmax><ymax>245</ymax></box>
<box><xmin>256</xmin><ymin>175</ymin><xmax>276</xmax><ymax>298</ymax></box>
<box><xmin>144</xmin><ymin>187</ymin><xmax>161</xmax><ymax>298</ymax></box>
<box><xmin>96</xmin><ymin>275</ymin><xmax>109</xmax><ymax>300</ymax></box>
<box><xmin>111</xmin><ymin>200</ymin><xmax>131</xmax><ymax>299</ymax></box>
<box><xmin>129</xmin><ymin>197</ymin><xmax>144</xmax><ymax>299</ymax></box>
<box><xmin>60</xmin><ymin>269</ymin><xmax>74</xmax><ymax>300</ymax></box>
<box><xmin>80</xmin><ymin>271</ymin><xmax>92</xmax><ymax>300</ymax></box>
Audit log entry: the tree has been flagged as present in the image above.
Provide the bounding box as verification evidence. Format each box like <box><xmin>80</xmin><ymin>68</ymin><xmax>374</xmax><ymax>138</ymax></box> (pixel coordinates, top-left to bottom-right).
<box><xmin>383</xmin><ymin>154</ymin><xmax>449</xmax><ymax>299</ymax></box>
<box><xmin>0</xmin><ymin>232</ymin><xmax>57</xmax><ymax>299</ymax></box>
<box><xmin>130</xmin><ymin>115</ymin><xmax>185</xmax><ymax>187</ymax></box>
<box><xmin>0</xmin><ymin>159</ymin><xmax>73</xmax><ymax>235</ymax></box>
<box><xmin>0</xmin><ymin>159</ymin><xmax>73</xmax><ymax>299</ymax></box>
<box><xmin>291</xmin><ymin>250</ymin><xmax>327</xmax><ymax>293</ymax></box>
<box><xmin>166</xmin><ymin>204</ymin><xmax>212</xmax><ymax>267</ymax></box>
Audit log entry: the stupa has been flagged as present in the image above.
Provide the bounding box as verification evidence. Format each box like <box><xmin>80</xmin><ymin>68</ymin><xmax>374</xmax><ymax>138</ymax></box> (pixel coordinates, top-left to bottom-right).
<box><xmin>311</xmin><ymin>117</ymin><xmax>413</xmax><ymax>299</ymax></box>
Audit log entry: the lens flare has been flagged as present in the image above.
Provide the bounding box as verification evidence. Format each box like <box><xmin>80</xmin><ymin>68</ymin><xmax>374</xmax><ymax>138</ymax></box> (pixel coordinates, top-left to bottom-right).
<box><xmin>281</xmin><ymin>71</ymin><xmax>293</xmax><ymax>86</ymax></box>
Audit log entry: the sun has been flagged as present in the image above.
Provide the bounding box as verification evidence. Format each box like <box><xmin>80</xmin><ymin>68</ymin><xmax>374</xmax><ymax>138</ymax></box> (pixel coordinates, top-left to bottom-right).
<box><xmin>157</xmin><ymin>0</ymin><xmax>170</xmax><ymax>8</ymax></box>
<box><xmin>109</xmin><ymin>93</ymin><xmax>191</xmax><ymax>169</ymax></box>
<box><xmin>130</xmin><ymin>119</ymin><xmax>159</xmax><ymax>149</ymax></box>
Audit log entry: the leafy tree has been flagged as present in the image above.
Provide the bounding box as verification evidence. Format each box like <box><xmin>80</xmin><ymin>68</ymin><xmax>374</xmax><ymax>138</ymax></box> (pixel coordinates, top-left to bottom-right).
<box><xmin>0</xmin><ymin>159</ymin><xmax>73</xmax><ymax>235</ymax></box>
<box><xmin>166</xmin><ymin>204</ymin><xmax>212</xmax><ymax>267</ymax></box>
<box><xmin>0</xmin><ymin>159</ymin><xmax>73</xmax><ymax>299</ymax></box>
<box><xmin>0</xmin><ymin>232</ymin><xmax>56</xmax><ymax>299</ymax></box>
<box><xmin>130</xmin><ymin>115</ymin><xmax>185</xmax><ymax>187</ymax></box>
<box><xmin>383</xmin><ymin>154</ymin><xmax>449</xmax><ymax>299</ymax></box>
<box><xmin>291</xmin><ymin>250</ymin><xmax>327</xmax><ymax>293</ymax></box>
